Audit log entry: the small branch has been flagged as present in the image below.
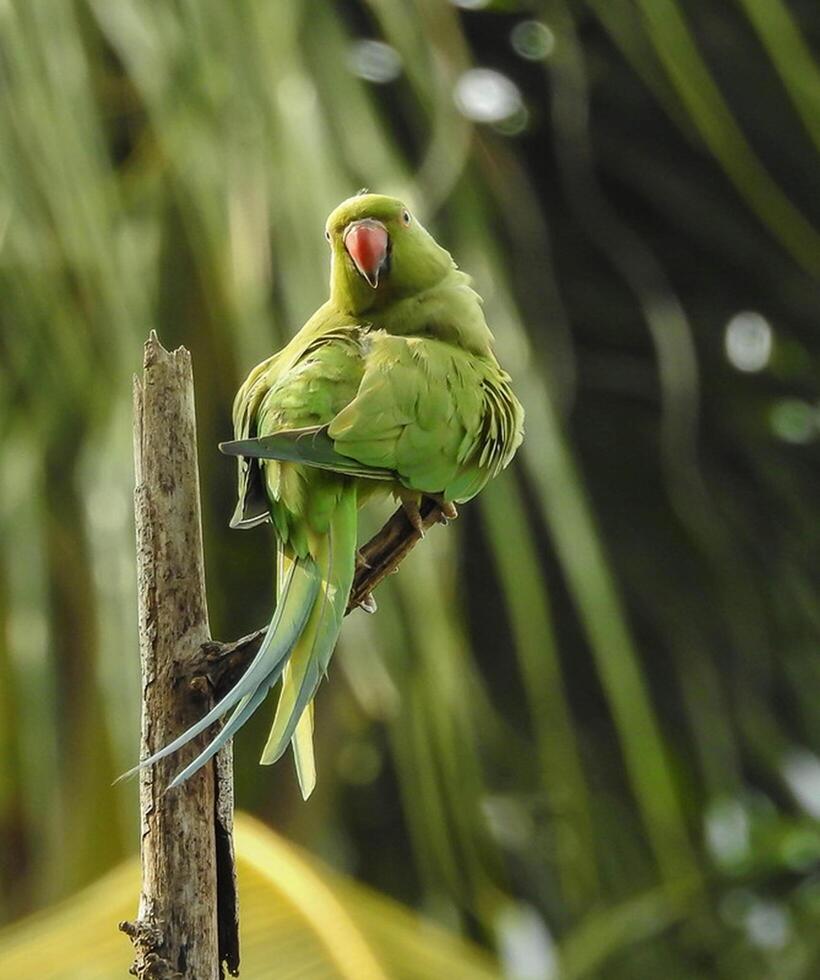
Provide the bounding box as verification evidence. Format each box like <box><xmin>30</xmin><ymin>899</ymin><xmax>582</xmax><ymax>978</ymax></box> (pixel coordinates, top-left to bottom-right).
<box><xmin>190</xmin><ymin>496</ymin><xmax>449</xmax><ymax>697</ymax></box>
<box><xmin>349</xmin><ymin>495</ymin><xmax>443</xmax><ymax>609</ymax></box>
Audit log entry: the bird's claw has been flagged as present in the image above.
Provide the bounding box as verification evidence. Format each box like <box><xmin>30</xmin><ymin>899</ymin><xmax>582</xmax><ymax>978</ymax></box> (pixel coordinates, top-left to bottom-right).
<box><xmin>358</xmin><ymin>592</ymin><xmax>378</xmax><ymax>614</ymax></box>
<box><xmin>427</xmin><ymin>495</ymin><xmax>458</xmax><ymax>525</ymax></box>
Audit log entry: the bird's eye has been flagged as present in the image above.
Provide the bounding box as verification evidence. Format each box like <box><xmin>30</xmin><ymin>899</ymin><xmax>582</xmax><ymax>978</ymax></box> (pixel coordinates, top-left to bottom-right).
<box><xmin>401</xmin><ymin>209</ymin><xmax>411</xmax><ymax>225</ymax></box>
<box><xmin>325</xmin><ymin>230</ymin><xmax>331</xmax><ymax>242</ymax></box>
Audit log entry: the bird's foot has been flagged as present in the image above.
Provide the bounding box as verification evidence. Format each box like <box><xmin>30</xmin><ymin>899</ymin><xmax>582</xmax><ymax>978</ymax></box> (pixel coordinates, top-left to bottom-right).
<box><xmin>356</xmin><ymin>549</ymin><xmax>372</xmax><ymax>571</ymax></box>
<box><xmin>429</xmin><ymin>495</ymin><xmax>458</xmax><ymax>525</ymax></box>
<box><xmin>401</xmin><ymin>497</ymin><xmax>426</xmax><ymax>537</ymax></box>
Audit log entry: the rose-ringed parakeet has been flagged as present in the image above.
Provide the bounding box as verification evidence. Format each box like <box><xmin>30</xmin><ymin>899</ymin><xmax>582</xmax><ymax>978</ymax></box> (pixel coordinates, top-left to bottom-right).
<box><xmin>131</xmin><ymin>193</ymin><xmax>524</xmax><ymax>798</ymax></box>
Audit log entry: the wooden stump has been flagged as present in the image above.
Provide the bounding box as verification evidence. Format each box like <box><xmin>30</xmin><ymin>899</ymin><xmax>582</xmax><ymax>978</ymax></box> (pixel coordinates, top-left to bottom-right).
<box><xmin>121</xmin><ymin>333</ymin><xmax>239</xmax><ymax>979</ymax></box>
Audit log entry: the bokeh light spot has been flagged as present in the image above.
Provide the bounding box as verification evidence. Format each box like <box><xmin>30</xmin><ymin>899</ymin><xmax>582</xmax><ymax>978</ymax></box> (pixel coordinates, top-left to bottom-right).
<box><xmin>704</xmin><ymin>797</ymin><xmax>750</xmax><ymax>867</ymax></box>
<box><xmin>782</xmin><ymin>750</ymin><xmax>820</xmax><ymax>818</ymax></box>
<box><xmin>346</xmin><ymin>40</ymin><xmax>402</xmax><ymax>84</ymax></box>
<box><xmin>769</xmin><ymin>399</ymin><xmax>816</xmax><ymax>444</ymax></box>
<box><xmin>724</xmin><ymin>311</ymin><xmax>773</xmax><ymax>372</ymax></box>
<box><xmin>454</xmin><ymin>68</ymin><xmax>523</xmax><ymax>124</ymax></box>
<box><xmin>744</xmin><ymin>901</ymin><xmax>791</xmax><ymax>950</ymax></box>
<box><xmin>511</xmin><ymin>21</ymin><xmax>555</xmax><ymax>61</ymax></box>
<box><xmin>482</xmin><ymin>795</ymin><xmax>535</xmax><ymax>849</ymax></box>
<box><xmin>496</xmin><ymin>903</ymin><xmax>559</xmax><ymax>980</ymax></box>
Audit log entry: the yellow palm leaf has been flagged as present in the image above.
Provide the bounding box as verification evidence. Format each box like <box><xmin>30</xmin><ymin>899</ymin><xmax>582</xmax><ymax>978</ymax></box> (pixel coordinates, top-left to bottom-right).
<box><xmin>0</xmin><ymin>813</ymin><xmax>499</xmax><ymax>980</ymax></box>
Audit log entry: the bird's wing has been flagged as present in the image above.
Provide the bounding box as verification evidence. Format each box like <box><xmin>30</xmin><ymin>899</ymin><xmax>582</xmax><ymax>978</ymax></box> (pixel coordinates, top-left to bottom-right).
<box><xmin>327</xmin><ymin>333</ymin><xmax>523</xmax><ymax>502</ymax></box>
<box><xmin>229</xmin><ymin>351</ymin><xmax>284</xmax><ymax>529</ymax></box>
<box><xmin>228</xmin><ymin>319</ymin><xmax>369</xmax><ymax>527</ymax></box>
<box><xmin>224</xmin><ymin>331</ymin><xmax>524</xmax><ymax>504</ymax></box>
<box><xmin>243</xmin><ymin>328</ymin><xmax>378</xmax><ymax>549</ymax></box>
<box><xmin>221</xmin><ymin>427</ymin><xmax>395</xmax><ymax>480</ymax></box>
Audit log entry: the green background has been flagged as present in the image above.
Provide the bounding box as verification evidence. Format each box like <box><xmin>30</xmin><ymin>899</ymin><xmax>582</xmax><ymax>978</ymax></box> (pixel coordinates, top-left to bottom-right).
<box><xmin>1</xmin><ymin>1</ymin><xmax>820</xmax><ymax>977</ymax></box>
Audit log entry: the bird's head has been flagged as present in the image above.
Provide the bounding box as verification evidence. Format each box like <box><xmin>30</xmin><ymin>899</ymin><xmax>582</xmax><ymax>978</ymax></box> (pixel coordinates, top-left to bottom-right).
<box><xmin>325</xmin><ymin>193</ymin><xmax>454</xmax><ymax>313</ymax></box>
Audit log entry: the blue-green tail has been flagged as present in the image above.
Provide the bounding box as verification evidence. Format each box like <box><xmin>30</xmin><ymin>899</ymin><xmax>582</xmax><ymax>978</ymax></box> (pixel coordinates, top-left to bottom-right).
<box><xmin>118</xmin><ymin>488</ymin><xmax>357</xmax><ymax>796</ymax></box>
<box><xmin>262</xmin><ymin>488</ymin><xmax>358</xmax><ymax>798</ymax></box>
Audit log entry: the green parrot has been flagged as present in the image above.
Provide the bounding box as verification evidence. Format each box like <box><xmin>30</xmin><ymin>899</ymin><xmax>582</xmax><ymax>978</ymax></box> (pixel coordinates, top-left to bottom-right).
<box><xmin>132</xmin><ymin>193</ymin><xmax>524</xmax><ymax>798</ymax></box>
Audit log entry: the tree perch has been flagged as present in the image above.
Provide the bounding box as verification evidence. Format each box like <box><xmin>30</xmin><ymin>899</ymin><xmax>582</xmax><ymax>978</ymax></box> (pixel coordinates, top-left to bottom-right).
<box><xmin>121</xmin><ymin>334</ymin><xmax>239</xmax><ymax>980</ymax></box>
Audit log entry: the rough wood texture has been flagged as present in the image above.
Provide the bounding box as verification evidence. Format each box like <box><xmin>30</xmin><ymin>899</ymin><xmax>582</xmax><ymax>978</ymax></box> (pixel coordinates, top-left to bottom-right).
<box><xmin>190</xmin><ymin>496</ymin><xmax>450</xmax><ymax>698</ymax></box>
<box><xmin>121</xmin><ymin>333</ymin><xmax>239</xmax><ymax>980</ymax></box>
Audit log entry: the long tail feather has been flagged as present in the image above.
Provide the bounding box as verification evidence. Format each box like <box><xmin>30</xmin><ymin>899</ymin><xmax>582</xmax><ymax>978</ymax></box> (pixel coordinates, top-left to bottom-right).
<box><xmin>117</xmin><ymin>553</ymin><xmax>320</xmax><ymax>785</ymax></box>
<box><xmin>276</xmin><ymin>546</ymin><xmax>318</xmax><ymax>799</ymax></box>
<box><xmin>291</xmin><ymin>705</ymin><xmax>316</xmax><ymax>800</ymax></box>
<box><xmin>260</xmin><ymin>488</ymin><xmax>358</xmax><ymax>776</ymax></box>
<box><xmin>166</xmin><ymin>683</ymin><xmax>270</xmax><ymax>791</ymax></box>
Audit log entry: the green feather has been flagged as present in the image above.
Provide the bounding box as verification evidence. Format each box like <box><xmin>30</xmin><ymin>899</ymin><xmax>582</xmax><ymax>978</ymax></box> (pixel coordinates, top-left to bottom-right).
<box><xmin>326</xmin><ymin>333</ymin><xmax>523</xmax><ymax>503</ymax></box>
<box><xmin>261</xmin><ymin>487</ymin><xmax>357</xmax><ymax>772</ymax></box>
<box><xmin>220</xmin><ymin>428</ymin><xmax>394</xmax><ymax>480</ymax></box>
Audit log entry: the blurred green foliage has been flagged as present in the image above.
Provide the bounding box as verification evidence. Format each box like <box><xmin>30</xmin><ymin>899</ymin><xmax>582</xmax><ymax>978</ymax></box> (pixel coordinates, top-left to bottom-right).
<box><xmin>1</xmin><ymin>1</ymin><xmax>820</xmax><ymax>977</ymax></box>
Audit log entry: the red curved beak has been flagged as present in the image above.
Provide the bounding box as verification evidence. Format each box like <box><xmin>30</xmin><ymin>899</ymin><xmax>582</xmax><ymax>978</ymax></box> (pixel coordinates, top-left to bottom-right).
<box><xmin>344</xmin><ymin>219</ymin><xmax>389</xmax><ymax>288</ymax></box>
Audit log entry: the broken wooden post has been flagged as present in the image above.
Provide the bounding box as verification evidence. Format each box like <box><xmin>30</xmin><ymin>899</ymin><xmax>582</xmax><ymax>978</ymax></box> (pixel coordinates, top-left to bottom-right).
<box><xmin>121</xmin><ymin>333</ymin><xmax>239</xmax><ymax>980</ymax></box>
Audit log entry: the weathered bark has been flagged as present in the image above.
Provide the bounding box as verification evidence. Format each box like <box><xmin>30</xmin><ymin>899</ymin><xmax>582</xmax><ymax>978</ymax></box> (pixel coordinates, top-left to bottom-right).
<box><xmin>189</xmin><ymin>496</ymin><xmax>449</xmax><ymax>698</ymax></box>
<box><xmin>120</xmin><ymin>333</ymin><xmax>239</xmax><ymax>980</ymax></box>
